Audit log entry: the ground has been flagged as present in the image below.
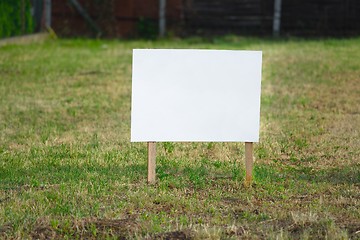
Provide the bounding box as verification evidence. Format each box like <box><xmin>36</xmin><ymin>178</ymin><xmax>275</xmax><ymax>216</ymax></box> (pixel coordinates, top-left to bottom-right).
<box><xmin>0</xmin><ymin>36</ymin><xmax>359</xmax><ymax>239</ymax></box>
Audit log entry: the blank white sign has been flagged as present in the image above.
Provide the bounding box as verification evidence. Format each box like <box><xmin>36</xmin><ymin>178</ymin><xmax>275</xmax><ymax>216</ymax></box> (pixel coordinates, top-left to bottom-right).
<box><xmin>131</xmin><ymin>49</ymin><xmax>262</xmax><ymax>142</ymax></box>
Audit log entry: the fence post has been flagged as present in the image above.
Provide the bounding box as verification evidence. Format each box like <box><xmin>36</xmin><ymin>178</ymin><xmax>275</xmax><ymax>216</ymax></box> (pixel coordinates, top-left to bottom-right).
<box><xmin>159</xmin><ymin>0</ymin><xmax>166</xmax><ymax>37</ymax></box>
<box><xmin>273</xmin><ymin>0</ymin><xmax>282</xmax><ymax>37</ymax></box>
<box><xmin>44</xmin><ymin>0</ymin><xmax>51</xmax><ymax>29</ymax></box>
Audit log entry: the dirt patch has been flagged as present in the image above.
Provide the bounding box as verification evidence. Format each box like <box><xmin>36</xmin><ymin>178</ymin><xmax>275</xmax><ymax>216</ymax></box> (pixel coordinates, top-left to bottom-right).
<box><xmin>152</xmin><ymin>230</ymin><xmax>193</xmax><ymax>240</ymax></box>
<box><xmin>30</xmin><ymin>217</ymin><xmax>138</xmax><ymax>239</ymax></box>
<box><xmin>0</xmin><ymin>223</ymin><xmax>13</xmax><ymax>237</ymax></box>
<box><xmin>0</xmin><ymin>33</ymin><xmax>49</xmax><ymax>47</ymax></box>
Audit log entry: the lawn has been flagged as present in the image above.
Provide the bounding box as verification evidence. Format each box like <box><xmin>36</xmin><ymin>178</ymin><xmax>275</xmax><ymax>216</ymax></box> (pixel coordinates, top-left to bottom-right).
<box><xmin>0</xmin><ymin>36</ymin><xmax>359</xmax><ymax>239</ymax></box>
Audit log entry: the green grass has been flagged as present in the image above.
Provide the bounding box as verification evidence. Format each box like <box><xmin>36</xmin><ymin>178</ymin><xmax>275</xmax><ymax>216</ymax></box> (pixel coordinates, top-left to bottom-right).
<box><xmin>0</xmin><ymin>36</ymin><xmax>359</xmax><ymax>239</ymax></box>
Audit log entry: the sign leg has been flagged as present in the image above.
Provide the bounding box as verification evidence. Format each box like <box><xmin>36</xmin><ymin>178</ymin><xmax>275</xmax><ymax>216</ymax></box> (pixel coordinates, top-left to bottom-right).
<box><xmin>245</xmin><ymin>142</ymin><xmax>253</xmax><ymax>187</ymax></box>
<box><xmin>147</xmin><ymin>142</ymin><xmax>156</xmax><ymax>184</ymax></box>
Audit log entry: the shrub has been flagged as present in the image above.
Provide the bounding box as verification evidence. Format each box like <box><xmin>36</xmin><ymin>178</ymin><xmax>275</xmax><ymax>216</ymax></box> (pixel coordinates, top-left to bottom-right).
<box><xmin>0</xmin><ymin>0</ymin><xmax>34</xmax><ymax>38</ymax></box>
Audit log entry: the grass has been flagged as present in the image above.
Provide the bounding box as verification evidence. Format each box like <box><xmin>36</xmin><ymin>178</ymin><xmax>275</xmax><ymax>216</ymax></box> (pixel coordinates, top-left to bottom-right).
<box><xmin>0</xmin><ymin>36</ymin><xmax>359</xmax><ymax>239</ymax></box>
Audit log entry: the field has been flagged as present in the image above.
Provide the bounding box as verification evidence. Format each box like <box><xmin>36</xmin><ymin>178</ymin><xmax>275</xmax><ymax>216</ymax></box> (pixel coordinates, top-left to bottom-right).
<box><xmin>0</xmin><ymin>37</ymin><xmax>359</xmax><ymax>239</ymax></box>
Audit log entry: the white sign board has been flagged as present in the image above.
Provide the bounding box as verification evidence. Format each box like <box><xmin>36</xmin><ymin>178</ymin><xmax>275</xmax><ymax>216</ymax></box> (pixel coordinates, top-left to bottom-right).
<box><xmin>131</xmin><ymin>49</ymin><xmax>262</xmax><ymax>142</ymax></box>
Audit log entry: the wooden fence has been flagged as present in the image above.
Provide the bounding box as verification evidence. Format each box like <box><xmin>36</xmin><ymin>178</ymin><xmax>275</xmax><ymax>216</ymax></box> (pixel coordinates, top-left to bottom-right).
<box><xmin>51</xmin><ymin>0</ymin><xmax>182</xmax><ymax>38</ymax></box>
<box><xmin>182</xmin><ymin>0</ymin><xmax>360</xmax><ymax>36</ymax></box>
<box><xmin>182</xmin><ymin>0</ymin><xmax>273</xmax><ymax>35</ymax></box>
<box><xmin>35</xmin><ymin>0</ymin><xmax>360</xmax><ymax>38</ymax></box>
<box><xmin>281</xmin><ymin>0</ymin><xmax>360</xmax><ymax>36</ymax></box>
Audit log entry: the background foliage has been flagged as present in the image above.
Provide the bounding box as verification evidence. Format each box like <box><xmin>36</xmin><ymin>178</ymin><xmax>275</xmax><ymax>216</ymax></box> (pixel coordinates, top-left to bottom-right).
<box><xmin>0</xmin><ymin>0</ymin><xmax>34</xmax><ymax>38</ymax></box>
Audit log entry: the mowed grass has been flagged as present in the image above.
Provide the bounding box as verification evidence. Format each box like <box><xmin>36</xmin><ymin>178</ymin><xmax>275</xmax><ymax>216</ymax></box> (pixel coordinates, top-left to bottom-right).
<box><xmin>0</xmin><ymin>37</ymin><xmax>359</xmax><ymax>239</ymax></box>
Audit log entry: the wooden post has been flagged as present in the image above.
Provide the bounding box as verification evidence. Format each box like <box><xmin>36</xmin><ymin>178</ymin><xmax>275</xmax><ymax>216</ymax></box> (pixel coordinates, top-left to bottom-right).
<box><xmin>147</xmin><ymin>142</ymin><xmax>156</xmax><ymax>184</ymax></box>
<box><xmin>245</xmin><ymin>142</ymin><xmax>254</xmax><ymax>187</ymax></box>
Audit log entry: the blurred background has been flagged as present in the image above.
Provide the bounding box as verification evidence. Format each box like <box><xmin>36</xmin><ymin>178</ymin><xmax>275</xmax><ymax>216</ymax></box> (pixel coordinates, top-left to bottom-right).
<box><xmin>1</xmin><ymin>0</ymin><xmax>360</xmax><ymax>39</ymax></box>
